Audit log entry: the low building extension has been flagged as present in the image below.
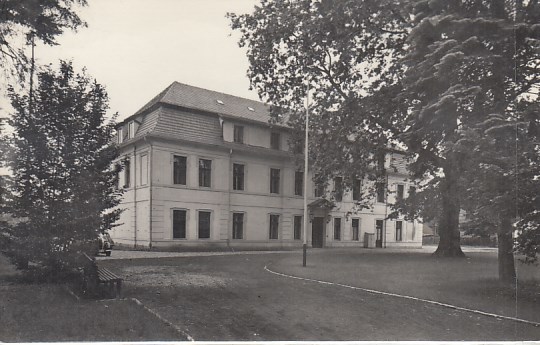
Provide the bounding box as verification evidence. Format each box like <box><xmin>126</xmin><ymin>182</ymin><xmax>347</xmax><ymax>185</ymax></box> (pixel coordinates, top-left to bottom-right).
<box><xmin>113</xmin><ymin>82</ymin><xmax>422</xmax><ymax>249</ymax></box>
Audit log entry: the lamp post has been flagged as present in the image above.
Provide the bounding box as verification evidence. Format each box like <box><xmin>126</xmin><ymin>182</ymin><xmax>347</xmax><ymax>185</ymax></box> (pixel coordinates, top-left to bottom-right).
<box><xmin>303</xmin><ymin>83</ymin><xmax>309</xmax><ymax>267</ymax></box>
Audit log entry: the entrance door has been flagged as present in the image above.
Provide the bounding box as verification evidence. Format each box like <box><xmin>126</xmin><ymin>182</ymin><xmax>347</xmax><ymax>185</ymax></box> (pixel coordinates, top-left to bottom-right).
<box><xmin>375</xmin><ymin>219</ymin><xmax>384</xmax><ymax>248</ymax></box>
<box><xmin>312</xmin><ymin>217</ymin><xmax>324</xmax><ymax>248</ymax></box>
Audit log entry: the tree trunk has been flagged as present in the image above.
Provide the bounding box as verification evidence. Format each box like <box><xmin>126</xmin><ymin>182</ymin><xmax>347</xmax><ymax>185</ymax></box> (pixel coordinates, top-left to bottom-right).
<box><xmin>497</xmin><ymin>216</ymin><xmax>516</xmax><ymax>284</ymax></box>
<box><xmin>433</xmin><ymin>161</ymin><xmax>465</xmax><ymax>257</ymax></box>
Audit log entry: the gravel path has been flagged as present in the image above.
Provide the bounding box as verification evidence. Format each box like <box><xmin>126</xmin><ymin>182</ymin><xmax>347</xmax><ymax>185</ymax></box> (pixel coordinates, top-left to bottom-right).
<box><xmin>97</xmin><ymin>245</ymin><xmax>496</xmax><ymax>261</ymax></box>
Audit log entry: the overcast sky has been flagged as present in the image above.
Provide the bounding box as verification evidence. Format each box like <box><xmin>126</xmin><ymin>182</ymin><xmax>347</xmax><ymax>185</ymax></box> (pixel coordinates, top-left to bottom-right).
<box><xmin>0</xmin><ymin>0</ymin><xmax>260</xmax><ymax>122</ymax></box>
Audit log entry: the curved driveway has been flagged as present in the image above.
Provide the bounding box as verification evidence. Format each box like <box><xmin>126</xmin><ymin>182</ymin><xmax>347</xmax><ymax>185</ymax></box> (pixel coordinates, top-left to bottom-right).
<box><xmin>100</xmin><ymin>248</ymin><xmax>540</xmax><ymax>341</ymax></box>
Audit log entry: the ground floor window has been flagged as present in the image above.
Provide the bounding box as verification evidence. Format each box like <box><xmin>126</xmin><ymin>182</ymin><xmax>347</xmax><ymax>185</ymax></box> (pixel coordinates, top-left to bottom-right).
<box><xmin>269</xmin><ymin>214</ymin><xmax>279</xmax><ymax>239</ymax></box>
<box><xmin>334</xmin><ymin>218</ymin><xmax>341</xmax><ymax>240</ymax></box>
<box><xmin>376</xmin><ymin>219</ymin><xmax>384</xmax><ymax>245</ymax></box>
<box><xmin>293</xmin><ymin>215</ymin><xmax>302</xmax><ymax>240</ymax></box>
<box><xmin>352</xmin><ymin>218</ymin><xmax>360</xmax><ymax>241</ymax></box>
<box><xmin>173</xmin><ymin>209</ymin><xmax>187</xmax><ymax>239</ymax></box>
<box><xmin>198</xmin><ymin>211</ymin><xmax>211</xmax><ymax>239</ymax></box>
<box><xmin>233</xmin><ymin>213</ymin><xmax>244</xmax><ymax>239</ymax></box>
<box><xmin>395</xmin><ymin>220</ymin><xmax>403</xmax><ymax>241</ymax></box>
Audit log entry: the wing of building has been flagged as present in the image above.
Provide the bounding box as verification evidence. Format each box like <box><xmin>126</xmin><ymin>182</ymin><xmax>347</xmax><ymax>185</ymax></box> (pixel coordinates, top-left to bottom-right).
<box><xmin>113</xmin><ymin>81</ymin><xmax>422</xmax><ymax>250</ymax></box>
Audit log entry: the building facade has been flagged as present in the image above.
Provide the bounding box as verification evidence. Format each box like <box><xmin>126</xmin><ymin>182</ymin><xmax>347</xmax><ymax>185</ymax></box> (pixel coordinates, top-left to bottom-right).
<box><xmin>113</xmin><ymin>82</ymin><xmax>422</xmax><ymax>249</ymax></box>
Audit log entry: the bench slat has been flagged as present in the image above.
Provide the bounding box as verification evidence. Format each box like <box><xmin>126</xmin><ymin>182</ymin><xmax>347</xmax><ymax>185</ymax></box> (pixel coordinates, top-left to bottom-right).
<box><xmin>97</xmin><ymin>268</ymin><xmax>120</xmax><ymax>282</ymax></box>
<box><xmin>82</xmin><ymin>253</ymin><xmax>122</xmax><ymax>298</ymax></box>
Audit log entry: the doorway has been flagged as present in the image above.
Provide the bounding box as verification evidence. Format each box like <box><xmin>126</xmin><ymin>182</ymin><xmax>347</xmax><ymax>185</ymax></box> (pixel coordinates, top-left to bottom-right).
<box><xmin>312</xmin><ymin>217</ymin><xmax>325</xmax><ymax>248</ymax></box>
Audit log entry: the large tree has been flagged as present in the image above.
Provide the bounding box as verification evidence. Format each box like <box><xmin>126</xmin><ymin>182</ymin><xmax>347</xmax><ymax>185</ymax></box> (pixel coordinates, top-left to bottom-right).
<box><xmin>3</xmin><ymin>61</ymin><xmax>122</xmax><ymax>277</ymax></box>
<box><xmin>400</xmin><ymin>0</ymin><xmax>540</xmax><ymax>261</ymax></box>
<box><xmin>229</xmin><ymin>0</ymin><xmax>409</xmax><ymax>202</ymax></box>
<box><xmin>0</xmin><ymin>0</ymin><xmax>87</xmax><ymax>80</ymax></box>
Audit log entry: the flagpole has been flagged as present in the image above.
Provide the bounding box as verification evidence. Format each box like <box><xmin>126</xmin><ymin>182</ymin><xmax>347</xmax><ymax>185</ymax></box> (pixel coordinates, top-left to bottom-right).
<box><xmin>303</xmin><ymin>81</ymin><xmax>309</xmax><ymax>267</ymax></box>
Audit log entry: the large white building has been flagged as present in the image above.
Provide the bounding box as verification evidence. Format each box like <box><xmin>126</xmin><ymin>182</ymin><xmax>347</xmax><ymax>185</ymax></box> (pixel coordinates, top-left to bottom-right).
<box><xmin>112</xmin><ymin>82</ymin><xmax>422</xmax><ymax>249</ymax></box>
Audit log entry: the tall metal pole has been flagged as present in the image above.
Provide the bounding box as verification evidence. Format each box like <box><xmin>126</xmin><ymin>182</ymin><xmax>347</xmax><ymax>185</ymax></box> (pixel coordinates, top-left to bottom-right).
<box><xmin>303</xmin><ymin>83</ymin><xmax>309</xmax><ymax>267</ymax></box>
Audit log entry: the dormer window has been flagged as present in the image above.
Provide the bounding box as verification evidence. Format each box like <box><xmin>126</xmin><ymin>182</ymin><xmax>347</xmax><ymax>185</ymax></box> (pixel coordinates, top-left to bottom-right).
<box><xmin>216</xmin><ymin>99</ymin><xmax>224</xmax><ymax>105</ymax></box>
<box><xmin>234</xmin><ymin>125</ymin><xmax>244</xmax><ymax>143</ymax></box>
<box><xmin>128</xmin><ymin>121</ymin><xmax>135</xmax><ymax>139</ymax></box>
<box><xmin>270</xmin><ymin>132</ymin><xmax>280</xmax><ymax>150</ymax></box>
<box><xmin>117</xmin><ymin>128</ymin><xmax>123</xmax><ymax>144</ymax></box>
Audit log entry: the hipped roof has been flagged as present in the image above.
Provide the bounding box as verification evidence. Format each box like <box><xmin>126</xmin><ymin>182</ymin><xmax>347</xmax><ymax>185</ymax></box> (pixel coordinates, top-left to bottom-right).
<box><xmin>120</xmin><ymin>81</ymin><xmax>285</xmax><ymax>127</ymax></box>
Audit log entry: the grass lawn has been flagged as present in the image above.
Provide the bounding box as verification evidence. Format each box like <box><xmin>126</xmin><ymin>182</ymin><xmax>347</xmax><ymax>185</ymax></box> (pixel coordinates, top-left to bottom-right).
<box><xmin>0</xmin><ymin>254</ymin><xmax>185</xmax><ymax>342</ymax></box>
<box><xmin>100</xmin><ymin>248</ymin><xmax>540</xmax><ymax>341</ymax></box>
<box><xmin>274</xmin><ymin>248</ymin><xmax>540</xmax><ymax>323</ymax></box>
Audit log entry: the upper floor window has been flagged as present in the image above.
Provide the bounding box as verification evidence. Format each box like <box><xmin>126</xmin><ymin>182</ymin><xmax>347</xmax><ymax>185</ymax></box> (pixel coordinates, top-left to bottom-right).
<box><xmin>409</xmin><ymin>186</ymin><xmax>417</xmax><ymax>212</ymax></box>
<box><xmin>352</xmin><ymin>179</ymin><xmax>361</xmax><ymax>201</ymax></box>
<box><xmin>270</xmin><ymin>168</ymin><xmax>280</xmax><ymax>194</ymax></box>
<box><xmin>269</xmin><ymin>214</ymin><xmax>279</xmax><ymax>239</ymax></box>
<box><xmin>173</xmin><ymin>155</ymin><xmax>187</xmax><ymax>185</ymax></box>
<box><xmin>396</xmin><ymin>184</ymin><xmax>405</xmax><ymax>201</ymax></box>
<box><xmin>314</xmin><ymin>183</ymin><xmax>324</xmax><ymax>198</ymax></box>
<box><xmin>294</xmin><ymin>171</ymin><xmax>303</xmax><ymax>196</ymax></box>
<box><xmin>376</xmin><ymin>181</ymin><xmax>386</xmax><ymax>203</ymax></box>
<box><xmin>234</xmin><ymin>125</ymin><xmax>244</xmax><ymax>143</ymax></box>
<box><xmin>270</xmin><ymin>132</ymin><xmax>280</xmax><ymax>150</ymax></box>
<box><xmin>140</xmin><ymin>154</ymin><xmax>148</xmax><ymax>186</ymax></box>
<box><xmin>334</xmin><ymin>177</ymin><xmax>343</xmax><ymax>202</ymax></box>
<box><xmin>377</xmin><ymin>152</ymin><xmax>386</xmax><ymax>172</ymax></box>
<box><xmin>123</xmin><ymin>158</ymin><xmax>131</xmax><ymax>188</ymax></box>
<box><xmin>233</xmin><ymin>163</ymin><xmax>245</xmax><ymax>191</ymax></box>
<box><xmin>199</xmin><ymin>159</ymin><xmax>212</xmax><ymax>188</ymax></box>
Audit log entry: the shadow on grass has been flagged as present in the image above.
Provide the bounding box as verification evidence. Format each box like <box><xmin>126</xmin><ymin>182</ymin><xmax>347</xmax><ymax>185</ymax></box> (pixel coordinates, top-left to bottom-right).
<box><xmin>0</xmin><ymin>253</ymin><xmax>185</xmax><ymax>342</ymax></box>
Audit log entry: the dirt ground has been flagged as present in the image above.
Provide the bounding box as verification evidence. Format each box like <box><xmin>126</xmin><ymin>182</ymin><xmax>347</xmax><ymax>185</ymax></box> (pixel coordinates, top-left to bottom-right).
<box><xmin>100</xmin><ymin>248</ymin><xmax>540</xmax><ymax>341</ymax></box>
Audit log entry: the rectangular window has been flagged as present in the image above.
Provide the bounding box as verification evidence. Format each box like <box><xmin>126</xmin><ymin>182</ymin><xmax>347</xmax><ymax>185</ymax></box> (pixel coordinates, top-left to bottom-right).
<box><xmin>233</xmin><ymin>163</ymin><xmax>245</xmax><ymax>191</ymax></box>
<box><xmin>140</xmin><ymin>154</ymin><xmax>148</xmax><ymax>186</ymax></box>
<box><xmin>123</xmin><ymin>158</ymin><xmax>131</xmax><ymax>188</ymax></box>
<box><xmin>334</xmin><ymin>218</ymin><xmax>341</xmax><ymax>240</ymax></box>
<box><xmin>376</xmin><ymin>219</ymin><xmax>384</xmax><ymax>242</ymax></box>
<box><xmin>269</xmin><ymin>214</ymin><xmax>279</xmax><ymax>239</ymax></box>
<box><xmin>294</xmin><ymin>171</ymin><xmax>303</xmax><ymax>196</ymax></box>
<box><xmin>270</xmin><ymin>168</ymin><xmax>280</xmax><ymax>194</ymax></box>
<box><xmin>397</xmin><ymin>184</ymin><xmax>404</xmax><ymax>201</ymax></box>
<box><xmin>270</xmin><ymin>132</ymin><xmax>280</xmax><ymax>150</ymax></box>
<box><xmin>117</xmin><ymin>128</ymin><xmax>123</xmax><ymax>144</ymax></box>
<box><xmin>128</xmin><ymin>121</ymin><xmax>135</xmax><ymax>139</ymax></box>
<box><xmin>377</xmin><ymin>152</ymin><xmax>385</xmax><ymax>171</ymax></box>
<box><xmin>352</xmin><ymin>218</ymin><xmax>360</xmax><ymax>241</ymax></box>
<box><xmin>334</xmin><ymin>177</ymin><xmax>343</xmax><ymax>202</ymax></box>
<box><xmin>314</xmin><ymin>183</ymin><xmax>324</xmax><ymax>198</ymax></box>
<box><xmin>409</xmin><ymin>186</ymin><xmax>417</xmax><ymax>212</ymax></box>
<box><xmin>173</xmin><ymin>155</ymin><xmax>187</xmax><ymax>185</ymax></box>
<box><xmin>234</xmin><ymin>125</ymin><xmax>244</xmax><ymax>143</ymax></box>
<box><xmin>199</xmin><ymin>159</ymin><xmax>212</xmax><ymax>187</ymax></box>
<box><xmin>232</xmin><ymin>213</ymin><xmax>244</xmax><ymax>239</ymax></box>
<box><xmin>376</xmin><ymin>181</ymin><xmax>386</xmax><ymax>203</ymax></box>
<box><xmin>396</xmin><ymin>221</ymin><xmax>403</xmax><ymax>241</ymax></box>
<box><xmin>293</xmin><ymin>215</ymin><xmax>302</xmax><ymax>240</ymax></box>
<box><xmin>173</xmin><ymin>210</ymin><xmax>187</xmax><ymax>239</ymax></box>
<box><xmin>198</xmin><ymin>211</ymin><xmax>211</xmax><ymax>239</ymax></box>
<box><xmin>352</xmin><ymin>179</ymin><xmax>361</xmax><ymax>201</ymax></box>
<box><xmin>115</xmin><ymin>163</ymin><xmax>121</xmax><ymax>190</ymax></box>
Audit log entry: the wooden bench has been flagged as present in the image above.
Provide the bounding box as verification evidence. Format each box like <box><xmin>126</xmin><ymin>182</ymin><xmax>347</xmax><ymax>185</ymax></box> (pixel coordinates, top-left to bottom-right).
<box><xmin>81</xmin><ymin>253</ymin><xmax>122</xmax><ymax>299</ymax></box>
